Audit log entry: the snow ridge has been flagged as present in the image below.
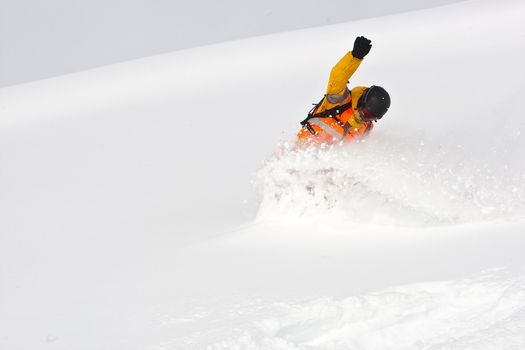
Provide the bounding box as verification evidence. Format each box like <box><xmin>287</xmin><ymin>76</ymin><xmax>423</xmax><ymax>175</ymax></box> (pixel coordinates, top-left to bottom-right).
<box><xmin>205</xmin><ymin>269</ymin><xmax>525</xmax><ymax>350</ymax></box>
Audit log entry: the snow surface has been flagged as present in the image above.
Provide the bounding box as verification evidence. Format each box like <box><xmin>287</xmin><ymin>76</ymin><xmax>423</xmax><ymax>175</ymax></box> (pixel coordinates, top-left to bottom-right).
<box><xmin>1</xmin><ymin>0</ymin><xmax>525</xmax><ymax>349</ymax></box>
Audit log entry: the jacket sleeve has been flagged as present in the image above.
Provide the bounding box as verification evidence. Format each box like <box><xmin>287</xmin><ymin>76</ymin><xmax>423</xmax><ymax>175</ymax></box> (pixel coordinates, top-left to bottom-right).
<box><xmin>325</xmin><ymin>52</ymin><xmax>362</xmax><ymax>96</ymax></box>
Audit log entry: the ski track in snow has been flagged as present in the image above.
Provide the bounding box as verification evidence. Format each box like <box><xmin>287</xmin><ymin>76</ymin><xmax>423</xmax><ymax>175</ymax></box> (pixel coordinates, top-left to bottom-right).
<box><xmin>181</xmin><ymin>269</ymin><xmax>525</xmax><ymax>350</ymax></box>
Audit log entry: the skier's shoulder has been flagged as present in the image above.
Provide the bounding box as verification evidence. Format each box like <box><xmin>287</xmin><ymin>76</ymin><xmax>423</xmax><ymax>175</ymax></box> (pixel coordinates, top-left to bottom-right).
<box><xmin>351</xmin><ymin>86</ymin><xmax>368</xmax><ymax>98</ymax></box>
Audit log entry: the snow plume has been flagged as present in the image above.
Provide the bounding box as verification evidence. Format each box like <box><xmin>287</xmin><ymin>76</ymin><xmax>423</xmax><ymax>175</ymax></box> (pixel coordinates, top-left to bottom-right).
<box><xmin>255</xmin><ymin>134</ymin><xmax>525</xmax><ymax>226</ymax></box>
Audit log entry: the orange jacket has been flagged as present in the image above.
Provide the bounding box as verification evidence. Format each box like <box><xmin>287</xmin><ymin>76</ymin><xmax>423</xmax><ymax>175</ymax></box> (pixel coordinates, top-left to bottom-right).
<box><xmin>298</xmin><ymin>51</ymin><xmax>373</xmax><ymax>144</ymax></box>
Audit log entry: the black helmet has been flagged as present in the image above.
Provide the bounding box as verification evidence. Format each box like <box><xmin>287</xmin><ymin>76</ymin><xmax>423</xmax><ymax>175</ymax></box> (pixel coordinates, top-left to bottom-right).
<box><xmin>357</xmin><ymin>86</ymin><xmax>391</xmax><ymax>121</ymax></box>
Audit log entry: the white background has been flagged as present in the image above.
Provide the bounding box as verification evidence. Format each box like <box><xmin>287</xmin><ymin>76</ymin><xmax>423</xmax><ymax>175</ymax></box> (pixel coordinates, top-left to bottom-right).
<box><xmin>1</xmin><ymin>0</ymin><xmax>463</xmax><ymax>87</ymax></box>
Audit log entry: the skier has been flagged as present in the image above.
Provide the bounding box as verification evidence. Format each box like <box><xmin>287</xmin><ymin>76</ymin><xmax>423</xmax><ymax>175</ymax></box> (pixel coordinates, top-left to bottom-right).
<box><xmin>298</xmin><ymin>36</ymin><xmax>391</xmax><ymax>145</ymax></box>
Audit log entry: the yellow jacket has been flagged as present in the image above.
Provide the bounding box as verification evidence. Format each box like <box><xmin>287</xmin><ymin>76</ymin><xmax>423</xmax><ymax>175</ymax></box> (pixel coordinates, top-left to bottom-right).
<box><xmin>316</xmin><ymin>51</ymin><xmax>368</xmax><ymax>129</ymax></box>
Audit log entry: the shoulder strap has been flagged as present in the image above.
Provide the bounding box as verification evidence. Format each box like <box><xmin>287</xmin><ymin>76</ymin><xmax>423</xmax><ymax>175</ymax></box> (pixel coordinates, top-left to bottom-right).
<box><xmin>300</xmin><ymin>96</ymin><xmax>353</xmax><ymax>136</ymax></box>
<box><xmin>312</xmin><ymin>100</ymin><xmax>353</xmax><ymax>119</ymax></box>
<box><xmin>300</xmin><ymin>97</ymin><xmax>324</xmax><ymax>135</ymax></box>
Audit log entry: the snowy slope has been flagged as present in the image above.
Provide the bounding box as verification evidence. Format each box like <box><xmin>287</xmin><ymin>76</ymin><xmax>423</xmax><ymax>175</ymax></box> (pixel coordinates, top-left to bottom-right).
<box><xmin>1</xmin><ymin>0</ymin><xmax>525</xmax><ymax>349</ymax></box>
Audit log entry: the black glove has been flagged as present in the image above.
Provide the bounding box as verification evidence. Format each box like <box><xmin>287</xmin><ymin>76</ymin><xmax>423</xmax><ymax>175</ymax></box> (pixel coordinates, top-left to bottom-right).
<box><xmin>352</xmin><ymin>36</ymin><xmax>372</xmax><ymax>59</ymax></box>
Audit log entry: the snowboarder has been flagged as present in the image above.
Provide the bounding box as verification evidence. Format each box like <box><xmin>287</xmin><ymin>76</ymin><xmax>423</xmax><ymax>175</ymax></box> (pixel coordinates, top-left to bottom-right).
<box><xmin>298</xmin><ymin>36</ymin><xmax>390</xmax><ymax>145</ymax></box>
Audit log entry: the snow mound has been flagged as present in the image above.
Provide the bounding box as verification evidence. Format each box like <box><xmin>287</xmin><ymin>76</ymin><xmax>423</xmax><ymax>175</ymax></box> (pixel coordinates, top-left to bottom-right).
<box><xmin>206</xmin><ymin>269</ymin><xmax>525</xmax><ymax>350</ymax></box>
<box><xmin>255</xmin><ymin>134</ymin><xmax>525</xmax><ymax>226</ymax></box>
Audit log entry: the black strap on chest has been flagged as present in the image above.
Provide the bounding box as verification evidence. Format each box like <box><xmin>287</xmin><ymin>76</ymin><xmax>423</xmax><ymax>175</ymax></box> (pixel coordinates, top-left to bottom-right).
<box><xmin>300</xmin><ymin>97</ymin><xmax>354</xmax><ymax>136</ymax></box>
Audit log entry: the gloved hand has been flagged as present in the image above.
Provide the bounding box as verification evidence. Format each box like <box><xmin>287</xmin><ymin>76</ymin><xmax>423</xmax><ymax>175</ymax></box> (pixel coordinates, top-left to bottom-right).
<box><xmin>352</xmin><ymin>36</ymin><xmax>372</xmax><ymax>59</ymax></box>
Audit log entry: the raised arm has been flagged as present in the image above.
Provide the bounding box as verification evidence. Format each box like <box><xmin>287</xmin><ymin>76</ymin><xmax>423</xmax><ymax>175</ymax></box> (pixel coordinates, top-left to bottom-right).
<box><xmin>326</xmin><ymin>36</ymin><xmax>372</xmax><ymax>96</ymax></box>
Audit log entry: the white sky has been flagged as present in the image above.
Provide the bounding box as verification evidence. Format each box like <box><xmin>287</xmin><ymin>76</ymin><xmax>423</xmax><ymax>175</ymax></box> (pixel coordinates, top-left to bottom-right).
<box><xmin>0</xmin><ymin>0</ymin><xmax>464</xmax><ymax>87</ymax></box>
